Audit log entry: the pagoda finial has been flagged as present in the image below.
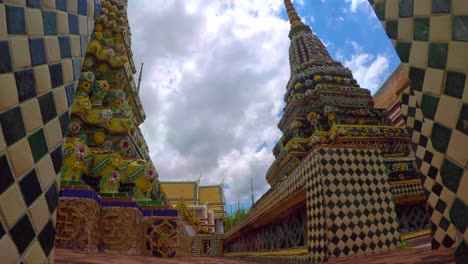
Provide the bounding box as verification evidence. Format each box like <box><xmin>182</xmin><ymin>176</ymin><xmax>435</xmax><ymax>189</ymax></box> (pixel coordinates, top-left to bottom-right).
<box><xmin>284</xmin><ymin>0</ymin><xmax>304</xmax><ymax>27</ymax></box>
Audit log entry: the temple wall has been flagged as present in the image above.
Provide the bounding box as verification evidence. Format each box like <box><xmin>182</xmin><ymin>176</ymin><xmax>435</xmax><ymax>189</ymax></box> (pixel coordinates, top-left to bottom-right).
<box><xmin>55</xmin><ymin>187</ymin><xmax>188</xmax><ymax>258</ymax></box>
<box><xmin>192</xmin><ymin>234</ymin><xmax>224</xmax><ymax>257</ymax></box>
<box><xmin>143</xmin><ymin>216</ymin><xmax>180</xmax><ymax>258</ymax></box>
<box><xmin>369</xmin><ymin>1</ymin><xmax>467</xmax><ymax>259</ymax></box>
<box><xmin>99</xmin><ymin>206</ymin><xmax>144</xmax><ymax>255</ymax></box>
<box><xmin>374</xmin><ymin>64</ymin><xmax>409</xmax><ymax>109</ymax></box>
<box><xmin>0</xmin><ymin>1</ymin><xmax>101</xmax><ymax>262</ymax></box>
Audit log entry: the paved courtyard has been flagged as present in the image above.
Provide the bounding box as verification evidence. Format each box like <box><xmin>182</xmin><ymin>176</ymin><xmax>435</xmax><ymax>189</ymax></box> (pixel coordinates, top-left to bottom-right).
<box><xmin>55</xmin><ymin>246</ymin><xmax>455</xmax><ymax>264</ymax></box>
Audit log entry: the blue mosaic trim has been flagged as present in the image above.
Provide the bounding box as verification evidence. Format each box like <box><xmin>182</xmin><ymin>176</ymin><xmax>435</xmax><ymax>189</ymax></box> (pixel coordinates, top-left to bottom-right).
<box><xmin>59</xmin><ymin>189</ymin><xmax>102</xmax><ymax>206</ymax></box>
<box><xmin>143</xmin><ymin>209</ymin><xmax>178</xmax><ymax>217</ymax></box>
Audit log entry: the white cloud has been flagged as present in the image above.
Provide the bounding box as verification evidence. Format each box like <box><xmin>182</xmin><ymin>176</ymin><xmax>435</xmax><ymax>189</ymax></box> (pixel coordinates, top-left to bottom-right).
<box><xmin>340</xmin><ymin>42</ymin><xmax>390</xmax><ymax>93</ymax></box>
<box><xmin>345</xmin><ymin>0</ymin><xmax>369</xmax><ymax>13</ymax></box>
<box><xmin>127</xmin><ymin>0</ymin><xmax>390</xmax><ymax>210</ymax></box>
<box><xmin>128</xmin><ymin>0</ymin><xmax>289</xmax><ymax>208</ymax></box>
<box><xmin>310</xmin><ymin>16</ymin><xmax>316</xmax><ymax>23</ymax></box>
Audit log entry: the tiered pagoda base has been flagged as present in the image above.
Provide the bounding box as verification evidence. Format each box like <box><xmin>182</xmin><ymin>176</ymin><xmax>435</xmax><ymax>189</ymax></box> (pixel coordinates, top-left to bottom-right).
<box><xmin>225</xmin><ymin>146</ymin><xmax>400</xmax><ymax>263</ymax></box>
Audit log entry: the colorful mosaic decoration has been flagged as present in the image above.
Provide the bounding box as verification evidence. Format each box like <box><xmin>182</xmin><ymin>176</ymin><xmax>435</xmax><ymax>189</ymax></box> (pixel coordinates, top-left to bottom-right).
<box><xmin>368</xmin><ymin>1</ymin><xmax>467</xmax><ymax>261</ymax></box>
<box><xmin>144</xmin><ymin>217</ymin><xmax>180</xmax><ymax>258</ymax></box>
<box><xmin>61</xmin><ymin>0</ymin><xmax>163</xmax><ymax>201</ymax></box>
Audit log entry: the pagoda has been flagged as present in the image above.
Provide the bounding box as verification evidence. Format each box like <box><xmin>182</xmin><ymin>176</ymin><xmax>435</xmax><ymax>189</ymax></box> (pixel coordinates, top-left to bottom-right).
<box><xmin>55</xmin><ymin>0</ymin><xmax>191</xmax><ymax>258</ymax></box>
<box><xmin>224</xmin><ymin>1</ymin><xmax>429</xmax><ymax>262</ymax></box>
<box><xmin>268</xmin><ymin>0</ymin><xmax>429</xmax><ymax>239</ymax></box>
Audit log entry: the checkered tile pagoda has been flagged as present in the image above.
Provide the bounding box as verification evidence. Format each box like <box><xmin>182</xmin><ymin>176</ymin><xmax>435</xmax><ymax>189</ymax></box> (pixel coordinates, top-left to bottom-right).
<box><xmin>224</xmin><ymin>0</ymin><xmax>430</xmax><ymax>262</ymax></box>
<box><xmin>368</xmin><ymin>1</ymin><xmax>467</xmax><ymax>262</ymax></box>
<box><xmin>0</xmin><ymin>0</ymin><xmax>101</xmax><ymax>263</ymax></box>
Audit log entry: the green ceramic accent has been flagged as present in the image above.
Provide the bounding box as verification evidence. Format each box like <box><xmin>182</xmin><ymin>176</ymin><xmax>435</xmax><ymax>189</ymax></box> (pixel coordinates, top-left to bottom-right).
<box><xmin>375</xmin><ymin>2</ymin><xmax>385</xmax><ymax>21</ymax></box>
<box><xmin>399</xmin><ymin>0</ymin><xmax>413</xmax><ymax>18</ymax></box>
<box><xmin>440</xmin><ymin>159</ymin><xmax>463</xmax><ymax>193</ymax></box>
<box><xmin>428</xmin><ymin>42</ymin><xmax>448</xmax><ymax>69</ymax></box>
<box><xmin>421</xmin><ymin>94</ymin><xmax>439</xmax><ymax>120</ymax></box>
<box><xmin>396</xmin><ymin>42</ymin><xmax>411</xmax><ymax>63</ymax></box>
<box><xmin>431</xmin><ymin>122</ymin><xmax>452</xmax><ymax>152</ymax></box>
<box><xmin>453</xmin><ymin>16</ymin><xmax>468</xmax><ymax>41</ymax></box>
<box><xmin>444</xmin><ymin>70</ymin><xmax>466</xmax><ymax>99</ymax></box>
<box><xmin>432</xmin><ymin>0</ymin><xmax>451</xmax><ymax>13</ymax></box>
<box><xmin>386</xmin><ymin>20</ymin><xmax>398</xmax><ymax>39</ymax></box>
<box><xmin>413</xmin><ymin>18</ymin><xmax>429</xmax><ymax>41</ymax></box>
<box><xmin>28</xmin><ymin>129</ymin><xmax>48</xmax><ymax>163</ymax></box>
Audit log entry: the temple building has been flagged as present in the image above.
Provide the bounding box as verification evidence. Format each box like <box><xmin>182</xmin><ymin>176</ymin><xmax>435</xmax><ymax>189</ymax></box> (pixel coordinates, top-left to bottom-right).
<box><xmin>224</xmin><ymin>0</ymin><xmax>429</xmax><ymax>262</ymax></box>
<box><xmin>160</xmin><ymin>181</ymin><xmax>226</xmax><ymax>234</ymax></box>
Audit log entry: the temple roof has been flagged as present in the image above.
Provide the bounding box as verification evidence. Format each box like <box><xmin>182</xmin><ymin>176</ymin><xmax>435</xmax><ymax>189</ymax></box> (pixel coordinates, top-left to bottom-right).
<box><xmin>160</xmin><ymin>181</ymin><xmax>198</xmax><ymax>200</ymax></box>
<box><xmin>198</xmin><ymin>185</ymin><xmax>224</xmax><ymax>205</ymax></box>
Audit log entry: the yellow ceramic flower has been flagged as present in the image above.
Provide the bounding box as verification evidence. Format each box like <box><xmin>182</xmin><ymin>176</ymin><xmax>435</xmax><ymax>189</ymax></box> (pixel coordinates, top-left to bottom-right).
<box><xmin>88</xmin><ymin>40</ymin><xmax>101</xmax><ymax>52</ymax></box>
<box><xmin>121</xmin><ymin>120</ymin><xmax>133</xmax><ymax>129</ymax></box>
<box><xmin>93</xmin><ymin>131</ymin><xmax>106</xmax><ymax>145</ymax></box>
<box><xmin>80</xmin><ymin>81</ymin><xmax>91</xmax><ymax>92</ymax></box>
<box><xmin>121</xmin><ymin>56</ymin><xmax>128</xmax><ymax>63</ymax></box>
<box><xmin>101</xmin><ymin>81</ymin><xmax>110</xmax><ymax>91</ymax></box>
<box><xmin>294</xmin><ymin>83</ymin><xmax>302</xmax><ymax>90</ymax></box>
<box><xmin>313</xmin><ymin>75</ymin><xmax>321</xmax><ymax>81</ymax></box>
<box><xmin>98</xmin><ymin>64</ymin><xmax>109</xmax><ymax>74</ymax></box>
<box><xmin>114</xmin><ymin>99</ymin><xmax>122</xmax><ymax>106</ymax></box>
<box><xmin>94</xmin><ymin>24</ymin><xmax>103</xmax><ymax>32</ymax></box>
<box><xmin>143</xmin><ymin>183</ymin><xmax>153</xmax><ymax>193</ymax></box>
<box><xmin>95</xmin><ymin>32</ymin><xmax>103</xmax><ymax>40</ymax></box>
<box><xmin>72</xmin><ymin>160</ymin><xmax>83</xmax><ymax>171</ymax></box>
<box><xmin>328</xmin><ymin>113</ymin><xmax>336</xmax><ymax>121</ymax></box>
<box><xmin>110</xmin><ymin>154</ymin><xmax>123</xmax><ymax>168</ymax></box>
<box><xmin>334</xmin><ymin>77</ymin><xmax>343</xmax><ymax>83</ymax></box>
<box><xmin>308</xmin><ymin>112</ymin><xmax>317</xmax><ymax>121</ymax></box>
<box><xmin>79</xmin><ymin>99</ymin><xmax>92</xmax><ymax>112</ymax></box>
<box><xmin>397</xmin><ymin>163</ymin><xmax>406</xmax><ymax>172</ymax></box>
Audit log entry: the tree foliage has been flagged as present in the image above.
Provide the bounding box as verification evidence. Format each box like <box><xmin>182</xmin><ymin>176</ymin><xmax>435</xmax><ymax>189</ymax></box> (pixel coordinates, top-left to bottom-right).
<box><xmin>223</xmin><ymin>208</ymin><xmax>249</xmax><ymax>232</ymax></box>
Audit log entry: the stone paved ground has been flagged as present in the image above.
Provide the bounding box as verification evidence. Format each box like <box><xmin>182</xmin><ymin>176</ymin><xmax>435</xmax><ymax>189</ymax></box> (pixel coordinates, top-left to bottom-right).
<box><xmin>55</xmin><ymin>246</ymin><xmax>455</xmax><ymax>264</ymax></box>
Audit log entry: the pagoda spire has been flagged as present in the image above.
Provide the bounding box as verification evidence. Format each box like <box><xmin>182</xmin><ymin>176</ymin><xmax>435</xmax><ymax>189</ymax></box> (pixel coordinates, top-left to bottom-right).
<box><xmin>284</xmin><ymin>0</ymin><xmax>304</xmax><ymax>28</ymax></box>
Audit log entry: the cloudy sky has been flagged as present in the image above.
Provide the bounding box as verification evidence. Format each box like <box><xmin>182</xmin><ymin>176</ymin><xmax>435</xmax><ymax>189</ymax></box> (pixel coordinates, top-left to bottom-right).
<box><xmin>127</xmin><ymin>0</ymin><xmax>400</xmax><ymax>213</ymax></box>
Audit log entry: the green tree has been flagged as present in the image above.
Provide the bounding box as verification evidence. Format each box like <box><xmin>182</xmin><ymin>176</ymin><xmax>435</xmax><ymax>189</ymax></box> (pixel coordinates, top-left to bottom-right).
<box><xmin>224</xmin><ymin>208</ymin><xmax>249</xmax><ymax>232</ymax></box>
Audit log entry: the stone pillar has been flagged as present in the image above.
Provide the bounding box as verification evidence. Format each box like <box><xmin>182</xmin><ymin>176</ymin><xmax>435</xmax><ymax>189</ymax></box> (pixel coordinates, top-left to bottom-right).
<box><xmin>0</xmin><ymin>1</ymin><xmax>101</xmax><ymax>262</ymax></box>
<box><xmin>306</xmin><ymin>147</ymin><xmax>400</xmax><ymax>262</ymax></box>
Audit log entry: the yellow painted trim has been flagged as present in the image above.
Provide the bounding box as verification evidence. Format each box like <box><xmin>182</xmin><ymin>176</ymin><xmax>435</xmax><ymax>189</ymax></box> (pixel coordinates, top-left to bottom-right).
<box><xmin>401</xmin><ymin>229</ymin><xmax>431</xmax><ymax>241</ymax></box>
<box><xmin>390</xmin><ymin>179</ymin><xmax>421</xmax><ymax>186</ymax></box>
<box><xmin>224</xmin><ymin>247</ymin><xmax>308</xmax><ymax>257</ymax></box>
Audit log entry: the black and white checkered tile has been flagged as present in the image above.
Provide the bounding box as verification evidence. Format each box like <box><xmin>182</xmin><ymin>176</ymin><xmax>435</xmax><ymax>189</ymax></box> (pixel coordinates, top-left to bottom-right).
<box><xmin>0</xmin><ymin>1</ymin><xmax>101</xmax><ymax>262</ymax></box>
